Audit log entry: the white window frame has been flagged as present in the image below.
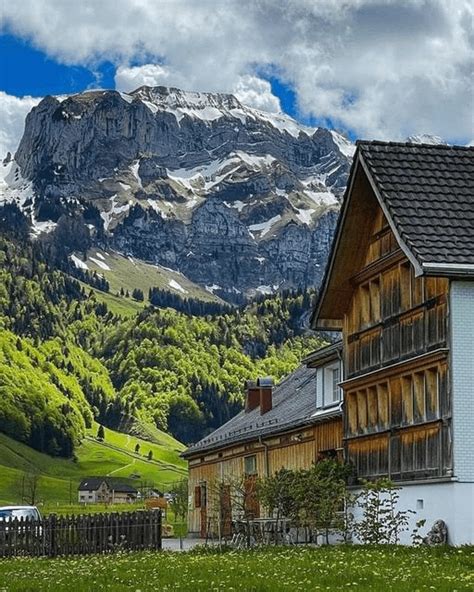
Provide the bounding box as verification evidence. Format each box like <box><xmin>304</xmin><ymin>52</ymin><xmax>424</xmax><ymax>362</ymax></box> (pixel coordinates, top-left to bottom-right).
<box><xmin>322</xmin><ymin>362</ymin><xmax>342</xmax><ymax>407</ymax></box>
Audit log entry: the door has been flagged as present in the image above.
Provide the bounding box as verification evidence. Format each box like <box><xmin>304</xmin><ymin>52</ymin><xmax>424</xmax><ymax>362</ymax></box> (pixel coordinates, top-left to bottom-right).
<box><xmin>244</xmin><ymin>476</ymin><xmax>260</xmax><ymax>519</ymax></box>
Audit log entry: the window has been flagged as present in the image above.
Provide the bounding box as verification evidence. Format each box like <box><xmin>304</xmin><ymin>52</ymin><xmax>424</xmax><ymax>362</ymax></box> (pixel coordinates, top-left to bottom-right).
<box><xmin>244</xmin><ymin>455</ymin><xmax>257</xmax><ymax>476</ymax></box>
<box><xmin>323</xmin><ymin>364</ymin><xmax>341</xmax><ymax>406</ymax></box>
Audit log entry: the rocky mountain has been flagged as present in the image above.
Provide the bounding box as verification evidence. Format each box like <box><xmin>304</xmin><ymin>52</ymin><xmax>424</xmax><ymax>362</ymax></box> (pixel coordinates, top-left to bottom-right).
<box><xmin>1</xmin><ymin>86</ymin><xmax>354</xmax><ymax>301</ymax></box>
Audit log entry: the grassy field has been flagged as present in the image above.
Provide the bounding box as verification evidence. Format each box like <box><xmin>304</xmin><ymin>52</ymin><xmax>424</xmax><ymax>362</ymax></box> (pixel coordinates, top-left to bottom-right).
<box><xmin>0</xmin><ymin>545</ymin><xmax>472</xmax><ymax>591</ymax></box>
<box><xmin>86</xmin><ymin>285</ymin><xmax>145</xmax><ymax>317</ymax></box>
<box><xmin>0</xmin><ymin>422</ymin><xmax>187</xmax><ymax>511</ymax></box>
<box><xmin>76</xmin><ymin>249</ymin><xmax>223</xmax><ymax>306</ymax></box>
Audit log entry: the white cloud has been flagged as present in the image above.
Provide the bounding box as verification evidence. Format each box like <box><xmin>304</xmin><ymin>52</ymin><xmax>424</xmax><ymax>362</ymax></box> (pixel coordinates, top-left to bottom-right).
<box><xmin>232</xmin><ymin>76</ymin><xmax>281</xmax><ymax>113</ymax></box>
<box><xmin>115</xmin><ymin>64</ymin><xmax>174</xmax><ymax>93</ymax></box>
<box><xmin>1</xmin><ymin>0</ymin><xmax>473</xmax><ymax>142</ymax></box>
<box><xmin>0</xmin><ymin>92</ymin><xmax>42</xmax><ymax>158</ymax></box>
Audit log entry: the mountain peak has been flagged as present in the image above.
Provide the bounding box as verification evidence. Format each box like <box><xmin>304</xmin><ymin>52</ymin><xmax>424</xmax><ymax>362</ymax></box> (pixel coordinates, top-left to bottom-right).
<box><xmin>7</xmin><ymin>82</ymin><xmax>353</xmax><ymax>301</ymax></box>
<box><xmin>406</xmin><ymin>134</ymin><xmax>446</xmax><ymax>146</ymax></box>
<box><xmin>130</xmin><ymin>85</ymin><xmax>244</xmax><ymax>112</ymax></box>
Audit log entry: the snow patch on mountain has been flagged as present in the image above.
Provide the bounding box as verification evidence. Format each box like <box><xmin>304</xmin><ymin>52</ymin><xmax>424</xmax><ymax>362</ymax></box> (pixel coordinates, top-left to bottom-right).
<box><xmin>100</xmin><ymin>195</ymin><xmax>132</xmax><ymax>231</ymax></box>
<box><xmin>89</xmin><ymin>256</ymin><xmax>111</xmax><ymax>271</ymax></box>
<box><xmin>169</xmin><ymin>279</ymin><xmax>187</xmax><ymax>293</ymax></box>
<box><xmin>0</xmin><ymin>159</ymin><xmax>34</xmax><ymax>209</ymax></box>
<box><xmin>70</xmin><ymin>254</ymin><xmax>89</xmax><ymax>270</ymax></box>
<box><xmin>296</xmin><ymin>208</ymin><xmax>316</xmax><ymax>224</ymax></box>
<box><xmin>330</xmin><ymin>131</ymin><xmax>356</xmax><ymax>157</ymax></box>
<box><xmin>248</xmin><ymin>214</ymin><xmax>282</xmax><ymax>238</ymax></box>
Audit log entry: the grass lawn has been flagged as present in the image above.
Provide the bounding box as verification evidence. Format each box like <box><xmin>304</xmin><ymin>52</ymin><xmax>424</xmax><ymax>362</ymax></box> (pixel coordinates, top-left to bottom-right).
<box><xmin>0</xmin><ymin>545</ymin><xmax>472</xmax><ymax>591</ymax></box>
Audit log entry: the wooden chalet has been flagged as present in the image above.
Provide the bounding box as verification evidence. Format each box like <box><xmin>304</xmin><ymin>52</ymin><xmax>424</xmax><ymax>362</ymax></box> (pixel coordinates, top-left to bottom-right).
<box><xmin>312</xmin><ymin>141</ymin><xmax>474</xmax><ymax>545</ymax></box>
<box><xmin>182</xmin><ymin>342</ymin><xmax>343</xmax><ymax>538</ymax></box>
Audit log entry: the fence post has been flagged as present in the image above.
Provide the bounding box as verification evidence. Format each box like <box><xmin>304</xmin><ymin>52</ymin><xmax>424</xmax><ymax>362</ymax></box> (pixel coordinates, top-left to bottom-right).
<box><xmin>49</xmin><ymin>514</ymin><xmax>57</xmax><ymax>557</ymax></box>
<box><xmin>158</xmin><ymin>510</ymin><xmax>162</xmax><ymax>550</ymax></box>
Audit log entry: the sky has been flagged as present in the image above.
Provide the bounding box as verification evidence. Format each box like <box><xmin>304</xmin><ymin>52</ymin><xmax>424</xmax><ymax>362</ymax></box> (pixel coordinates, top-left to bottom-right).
<box><xmin>0</xmin><ymin>0</ymin><xmax>473</xmax><ymax>157</ymax></box>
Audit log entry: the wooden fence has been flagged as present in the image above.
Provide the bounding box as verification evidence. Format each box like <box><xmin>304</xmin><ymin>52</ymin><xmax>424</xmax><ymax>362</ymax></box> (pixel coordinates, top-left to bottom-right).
<box><xmin>0</xmin><ymin>510</ymin><xmax>162</xmax><ymax>558</ymax></box>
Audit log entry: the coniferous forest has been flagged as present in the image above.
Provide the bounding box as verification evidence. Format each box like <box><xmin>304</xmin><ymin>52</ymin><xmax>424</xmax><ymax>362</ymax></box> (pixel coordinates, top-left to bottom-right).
<box><xmin>0</xmin><ymin>216</ymin><xmax>325</xmax><ymax>454</ymax></box>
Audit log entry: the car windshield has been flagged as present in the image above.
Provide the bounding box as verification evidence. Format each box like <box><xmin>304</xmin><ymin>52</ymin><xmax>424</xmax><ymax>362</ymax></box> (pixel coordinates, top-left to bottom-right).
<box><xmin>0</xmin><ymin>509</ymin><xmax>39</xmax><ymax>521</ymax></box>
<box><xmin>0</xmin><ymin>510</ymin><xmax>13</xmax><ymax>520</ymax></box>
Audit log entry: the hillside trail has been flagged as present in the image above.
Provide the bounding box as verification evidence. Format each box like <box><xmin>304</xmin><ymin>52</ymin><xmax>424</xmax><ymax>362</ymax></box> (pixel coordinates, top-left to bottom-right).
<box><xmin>107</xmin><ymin>459</ymin><xmax>135</xmax><ymax>476</ymax></box>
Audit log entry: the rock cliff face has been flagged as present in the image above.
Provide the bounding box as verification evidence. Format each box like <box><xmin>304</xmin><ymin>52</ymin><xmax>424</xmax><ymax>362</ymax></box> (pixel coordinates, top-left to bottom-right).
<box><xmin>3</xmin><ymin>85</ymin><xmax>354</xmax><ymax>301</ymax></box>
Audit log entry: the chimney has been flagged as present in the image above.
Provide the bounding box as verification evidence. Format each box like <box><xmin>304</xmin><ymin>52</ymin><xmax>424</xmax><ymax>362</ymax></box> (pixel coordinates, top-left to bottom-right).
<box><xmin>245</xmin><ymin>380</ymin><xmax>260</xmax><ymax>412</ymax></box>
<box><xmin>258</xmin><ymin>377</ymin><xmax>273</xmax><ymax>415</ymax></box>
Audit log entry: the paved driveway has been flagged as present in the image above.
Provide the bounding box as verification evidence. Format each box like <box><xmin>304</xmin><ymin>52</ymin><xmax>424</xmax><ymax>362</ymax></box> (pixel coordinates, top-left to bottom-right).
<box><xmin>162</xmin><ymin>538</ymin><xmax>208</xmax><ymax>551</ymax></box>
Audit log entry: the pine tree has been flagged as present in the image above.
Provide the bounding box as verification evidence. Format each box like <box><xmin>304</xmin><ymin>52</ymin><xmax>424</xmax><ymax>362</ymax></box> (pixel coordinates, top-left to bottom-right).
<box><xmin>97</xmin><ymin>424</ymin><xmax>105</xmax><ymax>440</ymax></box>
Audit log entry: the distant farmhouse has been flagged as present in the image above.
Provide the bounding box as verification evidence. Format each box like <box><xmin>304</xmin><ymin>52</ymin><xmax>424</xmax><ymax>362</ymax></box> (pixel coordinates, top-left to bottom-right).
<box><xmin>183</xmin><ymin>141</ymin><xmax>473</xmax><ymax>545</ymax></box>
<box><xmin>182</xmin><ymin>342</ymin><xmax>343</xmax><ymax>538</ymax></box>
<box><xmin>313</xmin><ymin>141</ymin><xmax>474</xmax><ymax>545</ymax></box>
<box><xmin>78</xmin><ymin>478</ymin><xmax>138</xmax><ymax>504</ymax></box>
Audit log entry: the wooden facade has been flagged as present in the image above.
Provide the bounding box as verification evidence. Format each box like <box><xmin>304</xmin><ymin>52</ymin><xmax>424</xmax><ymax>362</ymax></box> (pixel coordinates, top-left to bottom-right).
<box><xmin>309</xmin><ymin>140</ymin><xmax>467</xmax><ymax>490</ymax></box>
<box><xmin>186</xmin><ymin>418</ymin><xmax>342</xmax><ymax>537</ymax></box>
<box><xmin>341</xmin><ymin>206</ymin><xmax>452</xmax><ymax>482</ymax></box>
<box><xmin>183</xmin><ymin>350</ymin><xmax>344</xmax><ymax>537</ymax></box>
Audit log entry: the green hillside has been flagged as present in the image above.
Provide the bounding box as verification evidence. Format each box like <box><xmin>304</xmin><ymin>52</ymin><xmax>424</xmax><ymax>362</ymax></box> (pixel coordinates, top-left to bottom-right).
<box><xmin>78</xmin><ymin>281</ymin><xmax>144</xmax><ymax>317</ymax></box>
<box><xmin>73</xmin><ymin>249</ymin><xmax>223</xmax><ymax>304</ymax></box>
<box><xmin>0</xmin><ymin>230</ymin><xmax>324</xmax><ymax>456</ymax></box>
<box><xmin>0</xmin><ymin>423</ymin><xmax>186</xmax><ymax>508</ymax></box>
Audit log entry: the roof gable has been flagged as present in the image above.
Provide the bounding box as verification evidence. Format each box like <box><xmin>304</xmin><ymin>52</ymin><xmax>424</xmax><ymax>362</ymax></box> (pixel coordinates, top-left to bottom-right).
<box><xmin>313</xmin><ymin>141</ymin><xmax>474</xmax><ymax>330</ymax></box>
<box><xmin>359</xmin><ymin>142</ymin><xmax>474</xmax><ymax>273</ymax></box>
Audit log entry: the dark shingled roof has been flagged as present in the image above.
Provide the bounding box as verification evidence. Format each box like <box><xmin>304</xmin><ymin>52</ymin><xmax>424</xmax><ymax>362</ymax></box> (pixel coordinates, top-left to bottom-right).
<box><xmin>358</xmin><ymin>141</ymin><xmax>474</xmax><ymax>271</ymax></box>
<box><xmin>78</xmin><ymin>477</ymin><xmax>106</xmax><ymax>491</ymax></box>
<box><xmin>107</xmin><ymin>479</ymin><xmax>138</xmax><ymax>494</ymax></box>
<box><xmin>182</xmin><ymin>357</ymin><xmax>342</xmax><ymax>458</ymax></box>
<box><xmin>78</xmin><ymin>478</ymin><xmax>137</xmax><ymax>493</ymax></box>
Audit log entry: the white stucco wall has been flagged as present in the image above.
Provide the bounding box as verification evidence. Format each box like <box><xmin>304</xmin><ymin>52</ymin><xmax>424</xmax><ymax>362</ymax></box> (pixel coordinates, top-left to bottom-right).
<box><xmin>350</xmin><ymin>481</ymin><xmax>474</xmax><ymax>546</ymax></box>
<box><xmin>450</xmin><ymin>281</ymin><xmax>474</xmax><ymax>482</ymax></box>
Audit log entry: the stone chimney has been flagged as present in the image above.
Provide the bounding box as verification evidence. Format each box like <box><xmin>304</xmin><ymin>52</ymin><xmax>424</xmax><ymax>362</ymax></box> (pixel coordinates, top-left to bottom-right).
<box><xmin>245</xmin><ymin>380</ymin><xmax>260</xmax><ymax>412</ymax></box>
<box><xmin>257</xmin><ymin>377</ymin><xmax>273</xmax><ymax>415</ymax></box>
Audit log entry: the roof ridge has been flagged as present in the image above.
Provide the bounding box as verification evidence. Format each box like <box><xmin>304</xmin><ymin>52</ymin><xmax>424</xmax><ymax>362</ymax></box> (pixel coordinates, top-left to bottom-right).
<box><xmin>356</xmin><ymin>139</ymin><xmax>474</xmax><ymax>151</ymax></box>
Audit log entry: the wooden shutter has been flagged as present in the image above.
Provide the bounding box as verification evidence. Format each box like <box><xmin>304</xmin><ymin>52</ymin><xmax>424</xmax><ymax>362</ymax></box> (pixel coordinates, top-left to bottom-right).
<box><xmin>194</xmin><ymin>485</ymin><xmax>201</xmax><ymax>508</ymax></box>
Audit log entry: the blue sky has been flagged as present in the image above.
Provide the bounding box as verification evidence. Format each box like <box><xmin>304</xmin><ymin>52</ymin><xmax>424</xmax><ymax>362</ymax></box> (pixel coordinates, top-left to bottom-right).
<box><xmin>0</xmin><ymin>0</ymin><xmax>472</xmax><ymax>158</ymax></box>
<box><xmin>2</xmin><ymin>35</ymin><xmax>116</xmax><ymax>97</ymax></box>
<box><xmin>1</xmin><ymin>33</ymin><xmax>303</xmax><ymax>119</ymax></box>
